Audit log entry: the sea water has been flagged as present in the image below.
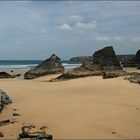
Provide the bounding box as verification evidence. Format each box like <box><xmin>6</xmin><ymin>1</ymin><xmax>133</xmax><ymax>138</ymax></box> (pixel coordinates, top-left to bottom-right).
<box><xmin>0</xmin><ymin>60</ymin><xmax>81</xmax><ymax>70</ymax></box>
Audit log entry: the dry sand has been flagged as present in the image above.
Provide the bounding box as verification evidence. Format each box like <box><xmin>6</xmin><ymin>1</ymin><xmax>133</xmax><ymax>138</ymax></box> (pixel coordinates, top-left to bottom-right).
<box><xmin>0</xmin><ymin>68</ymin><xmax>140</xmax><ymax>139</ymax></box>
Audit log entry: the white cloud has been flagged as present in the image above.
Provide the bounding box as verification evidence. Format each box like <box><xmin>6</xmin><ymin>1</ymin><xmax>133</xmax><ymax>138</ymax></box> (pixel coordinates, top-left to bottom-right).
<box><xmin>95</xmin><ymin>36</ymin><xmax>110</xmax><ymax>41</ymax></box>
<box><xmin>58</xmin><ymin>24</ymin><xmax>72</xmax><ymax>31</ymax></box>
<box><xmin>70</xmin><ymin>15</ymin><xmax>83</xmax><ymax>22</ymax></box>
<box><xmin>76</xmin><ymin>20</ymin><xmax>96</xmax><ymax>29</ymax></box>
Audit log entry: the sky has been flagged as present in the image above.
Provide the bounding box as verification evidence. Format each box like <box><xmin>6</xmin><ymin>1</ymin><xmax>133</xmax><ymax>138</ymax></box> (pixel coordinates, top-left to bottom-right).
<box><xmin>0</xmin><ymin>1</ymin><xmax>140</xmax><ymax>60</ymax></box>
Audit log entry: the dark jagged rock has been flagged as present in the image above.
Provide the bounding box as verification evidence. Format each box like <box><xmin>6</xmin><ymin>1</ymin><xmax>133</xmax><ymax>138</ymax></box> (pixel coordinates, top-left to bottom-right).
<box><xmin>75</xmin><ymin>59</ymin><xmax>102</xmax><ymax>71</ymax></box>
<box><xmin>103</xmin><ymin>72</ymin><xmax>119</xmax><ymax>79</ymax></box>
<box><xmin>116</xmin><ymin>50</ymin><xmax>140</xmax><ymax>67</ymax></box>
<box><xmin>93</xmin><ymin>46</ymin><xmax>121</xmax><ymax>68</ymax></box>
<box><xmin>0</xmin><ymin>71</ymin><xmax>12</xmax><ymax>78</ymax></box>
<box><xmin>50</xmin><ymin>70</ymin><xmax>102</xmax><ymax>82</ymax></box>
<box><xmin>0</xmin><ymin>132</ymin><xmax>4</xmax><ymax>137</ymax></box>
<box><xmin>24</xmin><ymin>54</ymin><xmax>64</xmax><ymax>79</ymax></box>
<box><xmin>0</xmin><ymin>90</ymin><xmax>12</xmax><ymax>104</ymax></box>
<box><xmin>13</xmin><ymin>113</ymin><xmax>21</xmax><ymax>116</ymax></box>
<box><xmin>0</xmin><ymin>90</ymin><xmax>12</xmax><ymax>113</ymax></box>
<box><xmin>0</xmin><ymin>119</ymin><xmax>17</xmax><ymax>127</ymax></box>
<box><xmin>125</xmin><ymin>73</ymin><xmax>140</xmax><ymax>84</ymax></box>
<box><xmin>18</xmin><ymin>125</ymin><xmax>53</xmax><ymax>140</ymax></box>
<box><xmin>117</xmin><ymin>55</ymin><xmax>135</xmax><ymax>67</ymax></box>
<box><xmin>132</xmin><ymin>49</ymin><xmax>140</xmax><ymax>66</ymax></box>
<box><xmin>0</xmin><ymin>71</ymin><xmax>21</xmax><ymax>79</ymax></box>
<box><xmin>103</xmin><ymin>70</ymin><xmax>128</xmax><ymax>79</ymax></box>
<box><xmin>0</xmin><ymin>120</ymin><xmax>10</xmax><ymax>127</ymax></box>
<box><xmin>50</xmin><ymin>46</ymin><xmax>126</xmax><ymax>81</ymax></box>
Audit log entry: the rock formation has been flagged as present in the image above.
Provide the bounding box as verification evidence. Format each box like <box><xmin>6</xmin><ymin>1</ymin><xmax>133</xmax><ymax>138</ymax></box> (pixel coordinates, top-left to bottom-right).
<box><xmin>117</xmin><ymin>55</ymin><xmax>135</xmax><ymax>67</ymax></box>
<box><xmin>70</xmin><ymin>56</ymin><xmax>93</xmax><ymax>62</ymax></box>
<box><xmin>24</xmin><ymin>54</ymin><xmax>64</xmax><ymax>79</ymax></box>
<box><xmin>0</xmin><ymin>72</ymin><xmax>12</xmax><ymax>78</ymax></box>
<box><xmin>125</xmin><ymin>73</ymin><xmax>140</xmax><ymax>84</ymax></box>
<box><xmin>70</xmin><ymin>49</ymin><xmax>140</xmax><ymax>68</ymax></box>
<box><xmin>119</xmin><ymin>49</ymin><xmax>140</xmax><ymax>67</ymax></box>
<box><xmin>103</xmin><ymin>70</ymin><xmax>128</xmax><ymax>79</ymax></box>
<box><xmin>75</xmin><ymin>59</ymin><xmax>102</xmax><ymax>71</ymax></box>
<box><xmin>132</xmin><ymin>49</ymin><xmax>140</xmax><ymax>66</ymax></box>
<box><xmin>0</xmin><ymin>72</ymin><xmax>21</xmax><ymax>79</ymax></box>
<box><xmin>93</xmin><ymin>46</ymin><xmax>121</xmax><ymax>69</ymax></box>
<box><xmin>18</xmin><ymin>125</ymin><xmax>53</xmax><ymax>140</ymax></box>
<box><xmin>50</xmin><ymin>70</ymin><xmax>102</xmax><ymax>82</ymax></box>
<box><xmin>0</xmin><ymin>90</ymin><xmax>12</xmax><ymax>113</ymax></box>
<box><xmin>50</xmin><ymin>46</ymin><xmax>128</xmax><ymax>81</ymax></box>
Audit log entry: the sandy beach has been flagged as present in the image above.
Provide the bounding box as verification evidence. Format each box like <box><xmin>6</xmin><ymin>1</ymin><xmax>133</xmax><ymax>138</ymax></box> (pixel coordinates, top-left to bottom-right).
<box><xmin>0</xmin><ymin>68</ymin><xmax>140</xmax><ymax>139</ymax></box>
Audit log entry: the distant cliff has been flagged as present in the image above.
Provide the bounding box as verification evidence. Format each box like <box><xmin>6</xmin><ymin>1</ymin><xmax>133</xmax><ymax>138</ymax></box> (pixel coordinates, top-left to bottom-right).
<box><xmin>70</xmin><ymin>56</ymin><xmax>93</xmax><ymax>62</ymax></box>
<box><xmin>70</xmin><ymin>54</ymin><xmax>136</xmax><ymax>66</ymax></box>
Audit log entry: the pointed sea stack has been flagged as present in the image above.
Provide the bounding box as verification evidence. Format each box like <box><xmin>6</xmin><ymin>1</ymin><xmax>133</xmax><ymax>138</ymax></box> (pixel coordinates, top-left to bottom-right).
<box><xmin>93</xmin><ymin>46</ymin><xmax>121</xmax><ymax>69</ymax></box>
<box><xmin>24</xmin><ymin>54</ymin><xmax>64</xmax><ymax>79</ymax></box>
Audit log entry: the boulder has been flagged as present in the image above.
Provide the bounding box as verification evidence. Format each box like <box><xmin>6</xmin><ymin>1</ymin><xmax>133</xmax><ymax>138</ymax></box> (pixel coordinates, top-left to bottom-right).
<box><xmin>18</xmin><ymin>125</ymin><xmax>53</xmax><ymax>140</ymax></box>
<box><xmin>0</xmin><ymin>90</ymin><xmax>12</xmax><ymax>113</ymax></box>
<box><xmin>0</xmin><ymin>119</ymin><xmax>17</xmax><ymax>127</ymax></box>
<box><xmin>93</xmin><ymin>46</ymin><xmax>121</xmax><ymax>68</ymax></box>
<box><xmin>24</xmin><ymin>54</ymin><xmax>64</xmax><ymax>79</ymax></box>
<box><xmin>0</xmin><ymin>72</ymin><xmax>21</xmax><ymax>79</ymax></box>
<box><xmin>125</xmin><ymin>73</ymin><xmax>140</xmax><ymax>84</ymax></box>
<box><xmin>0</xmin><ymin>72</ymin><xmax>12</xmax><ymax>78</ymax></box>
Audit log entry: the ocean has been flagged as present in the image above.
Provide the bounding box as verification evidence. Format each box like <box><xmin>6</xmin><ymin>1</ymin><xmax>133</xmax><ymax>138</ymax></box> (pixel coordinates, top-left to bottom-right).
<box><xmin>0</xmin><ymin>60</ymin><xmax>81</xmax><ymax>70</ymax></box>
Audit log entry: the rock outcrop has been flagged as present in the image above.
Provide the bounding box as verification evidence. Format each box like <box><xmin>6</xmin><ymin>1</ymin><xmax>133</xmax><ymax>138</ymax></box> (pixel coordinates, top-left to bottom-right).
<box><xmin>132</xmin><ymin>49</ymin><xmax>140</xmax><ymax>66</ymax></box>
<box><xmin>0</xmin><ymin>119</ymin><xmax>17</xmax><ymax>127</ymax></box>
<box><xmin>70</xmin><ymin>56</ymin><xmax>93</xmax><ymax>62</ymax></box>
<box><xmin>50</xmin><ymin>70</ymin><xmax>102</xmax><ymax>82</ymax></box>
<box><xmin>50</xmin><ymin>46</ymin><xmax>127</xmax><ymax>81</ymax></box>
<box><xmin>117</xmin><ymin>55</ymin><xmax>135</xmax><ymax>67</ymax></box>
<box><xmin>0</xmin><ymin>90</ymin><xmax>12</xmax><ymax>113</ymax></box>
<box><xmin>0</xmin><ymin>72</ymin><xmax>12</xmax><ymax>78</ymax></box>
<box><xmin>0</xmin><ymin>72</ymin><xmax>21</xmax><ymax>79</ymax></box>
<box><xmin>103</xmin><ymin>70</ymin><xmax>128</xmax><ymax>79</ymax></box>
<box><xmin>69</xmin><ymin>49</ymin><xmax>140</xmax><ymax>68</ymax></box>
<box><xmin>93</xmin><ymin>46</ymin><xmax>121</xmax><ymax>69</ymax></box>
<box><xmin>125</xmin><ymin>73</ymin><xmax>140</xmax><ymax>84</ymax></box>
<box><xmin>119</xmin><ymin>49</ymin><xmax>140</xmax><ymax>67</ymax></box>
<box><xmin>18</xmin><ymin>125</ymin><xmax>53</xmax><ymax>140</ymax></box>
<box><xmin>75</xmin><ymin>59</ymin><xmax>102</xmax><ymax>71</ymax></box>
<box><xmin>24</xmin><ymin>54</ymin><xmax>64</xmax><ymax>79</ymax></box>
<box><xmin>51</xmin><ymin>59</ymin><xmax>103</xmax><ymax>81</ymax></box>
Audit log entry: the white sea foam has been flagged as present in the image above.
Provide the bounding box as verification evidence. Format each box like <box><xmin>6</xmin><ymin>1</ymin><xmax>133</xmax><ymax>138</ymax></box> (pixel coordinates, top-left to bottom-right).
<box><xmin>0</xmin><ymin>63</ymin><xmax>81</xmax><ymax>69</ymax></box>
